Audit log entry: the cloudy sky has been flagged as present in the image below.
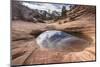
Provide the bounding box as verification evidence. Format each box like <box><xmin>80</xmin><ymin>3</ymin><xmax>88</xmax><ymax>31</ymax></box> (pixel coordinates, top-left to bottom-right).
<box><xmin>22</xmin><ymin>2</ymin><xmax>71</xmax><ymax>13</ymax></box>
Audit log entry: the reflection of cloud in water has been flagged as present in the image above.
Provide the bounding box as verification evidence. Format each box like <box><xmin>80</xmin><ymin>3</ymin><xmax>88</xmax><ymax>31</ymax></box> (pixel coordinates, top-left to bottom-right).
<box><xmin>22</xmin><ymin>2</ymin><xmax>71</xmax><ymax>13</ymax></box>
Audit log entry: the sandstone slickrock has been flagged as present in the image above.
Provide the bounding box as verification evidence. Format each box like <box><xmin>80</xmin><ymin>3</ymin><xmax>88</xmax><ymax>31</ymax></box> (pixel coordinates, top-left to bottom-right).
<box><xmin>36</xmin><ymin>30</ymin><xmax>89</xmax><ymax>51</ymax></box>
<box><xmin>11</xmin><ymin>2</ymin><xmax>96</xmax><ymax>65</ymax></box>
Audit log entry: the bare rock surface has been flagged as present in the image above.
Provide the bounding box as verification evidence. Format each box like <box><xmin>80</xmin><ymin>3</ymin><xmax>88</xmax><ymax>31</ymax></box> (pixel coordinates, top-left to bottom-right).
<box><xmin>11</xmin><ymin>4</ymin><xmax>96</xmax><ymax>65</ymax></box>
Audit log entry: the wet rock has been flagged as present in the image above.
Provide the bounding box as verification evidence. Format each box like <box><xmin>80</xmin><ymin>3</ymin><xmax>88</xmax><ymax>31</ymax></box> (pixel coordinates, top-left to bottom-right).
<box><xmin>36</xmin><ymin>30</ymin><xmax>89</xmax><ymax>51</ymax></box>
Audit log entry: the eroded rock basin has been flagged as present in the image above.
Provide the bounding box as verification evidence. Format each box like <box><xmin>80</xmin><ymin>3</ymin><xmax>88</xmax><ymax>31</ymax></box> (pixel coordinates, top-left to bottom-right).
<box><xmin>36</xmin><ymin>30</ymin><xmax>89</xmax><ymax>52</ymax></box>
<box><xmin>12</xmin><ymin>20</ymin><xmax>95</xmax><ymax>65</ymax></box>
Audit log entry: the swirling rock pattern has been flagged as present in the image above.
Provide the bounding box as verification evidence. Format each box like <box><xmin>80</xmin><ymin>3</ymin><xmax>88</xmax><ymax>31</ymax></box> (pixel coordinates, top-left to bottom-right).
<box><xmin>11</xmin><ymin>4</ymin><xmax>96</xmax><ymax>65</ymax></box>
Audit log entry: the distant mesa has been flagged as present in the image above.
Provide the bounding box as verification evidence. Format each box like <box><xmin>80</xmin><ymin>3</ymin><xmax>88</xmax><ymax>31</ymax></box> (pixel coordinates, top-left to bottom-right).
<box><xmin>12</xmin><ymin>1</ymin><xmax>62</xmax><ymax>22</ymax></box>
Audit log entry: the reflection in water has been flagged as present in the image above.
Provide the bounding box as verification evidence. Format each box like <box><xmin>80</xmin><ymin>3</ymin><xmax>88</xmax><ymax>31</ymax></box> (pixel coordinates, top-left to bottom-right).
<box><xmin>36</xmin><ymin>30</ymin><xmax>90</xmax><ymax>52</ymax></box>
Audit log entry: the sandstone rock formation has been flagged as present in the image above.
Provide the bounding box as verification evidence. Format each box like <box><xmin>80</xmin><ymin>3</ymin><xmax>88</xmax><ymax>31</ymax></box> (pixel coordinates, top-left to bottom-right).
<box><xmin>11</xmin><ymin>1</ymin><xmax>96</xmax><ymax>66</ymax></box>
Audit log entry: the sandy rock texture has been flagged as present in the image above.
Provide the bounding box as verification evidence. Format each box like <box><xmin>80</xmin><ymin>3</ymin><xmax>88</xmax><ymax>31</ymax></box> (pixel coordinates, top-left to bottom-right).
<box><xmin>11</xmin><ymin>5</ymin><xmax>96</xmax><ymax>65</ymax></box>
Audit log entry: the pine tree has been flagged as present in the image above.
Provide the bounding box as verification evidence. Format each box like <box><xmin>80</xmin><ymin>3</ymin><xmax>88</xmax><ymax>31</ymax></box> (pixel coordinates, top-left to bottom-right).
<box><xmin>61</xmin><ymin>5</ymin><xmax>67</xmax><ymax>17</ymax></box>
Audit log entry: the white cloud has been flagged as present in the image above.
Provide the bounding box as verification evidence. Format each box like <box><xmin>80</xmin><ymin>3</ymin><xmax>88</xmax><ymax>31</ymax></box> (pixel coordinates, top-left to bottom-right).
<box><xmin>22</xmin><ymin>2</ymin><xmax>70</xmax><ymax>13</ymax></box>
